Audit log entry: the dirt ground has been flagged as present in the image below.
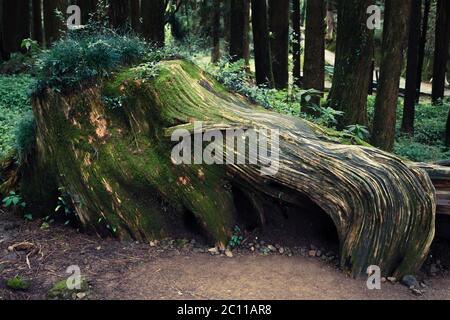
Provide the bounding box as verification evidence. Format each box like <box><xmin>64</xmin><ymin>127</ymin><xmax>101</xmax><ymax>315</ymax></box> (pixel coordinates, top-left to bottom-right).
<box><xmin>1</xmin><ymin>210</ymin><xmax>449</xmax><ymax>300</ymax></box>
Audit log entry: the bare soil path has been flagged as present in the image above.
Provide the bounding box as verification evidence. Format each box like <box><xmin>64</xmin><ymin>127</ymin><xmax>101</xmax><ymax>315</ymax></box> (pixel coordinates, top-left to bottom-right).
<box><xmin>1</xmin><ymin>211</ymin><xmax>449</xmax><ymax>300</ymax></box>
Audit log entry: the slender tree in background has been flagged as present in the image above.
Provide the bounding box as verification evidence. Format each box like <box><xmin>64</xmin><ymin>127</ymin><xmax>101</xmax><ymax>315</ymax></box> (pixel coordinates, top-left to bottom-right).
<box><xmin>243</xmin><ymin>0</ymin><xmax>250</xmax><ymax>69</ymax></box>
<box><xmin>300</xmin><ymin>0</ymin><xmax>306</xmax><ymax>27</ymax></box>
<box><xmin>224</xmin><ymin>0</ymin><xmax>231</xmax><ymax>50</ymax></box>
<box><xmin>1</xmin><ymin>0</ymin><xmax>30</xmax><ymax>59</ymax></box>
<box><xmin>417</xmin><ymin>0</ymin><xmax>431</xmax><ymax>102</ymax></box>
<box><xmin>211</xmin><ymin>0</ymin><xmax>221</xmax><ymax>63</ymax></box>
<box><xmin>325</xmin><ymin>1</ymin><xmax>335</xmax><ymax>42</ymax></box>
<box><xmin>44</xmin><ymin>0</ymin><xmax>66</xmax><ymax>45</ymax></box>
<box><xmin>401</xmin><ymin>0</ymin><xmax>422</xmax><ymax>135</ymax></box>
<box><xmin>327</xmin><ymin>0</ymin><xmax>374</xmax><ymax>128</ymax></box>
<box><xmin>372</xmin><ymin>0</ymin><xmax>411</xmax><ymax>151</ymax></box>
<box><xmin>446</xmin><ymin>112</ymin><xmax>450</xmax><ymax>146</ymax></box>
<box><xmin>32</xmin><ymin>0</ymin><xmax>44</xmax><ymax>45</ymax></box>
<box><xmin>432</xmin><ymin>0</ymin><xmax>450</xmax><ymax>103</ymax></box>
<box><xmin>130</xmin><ymin>0</ymin><xmax>140</xmax><ymax>32</ymax></box>
<box><xmin>292</xmin><ymin>0</ymin><xmax>302</xmax><ymax>87</ymax></box>
<box><xmin>142</xmin><ymin>0</ymin><xmax>165</xmax><ymax>47</ymax></box>
<box><xmin>109</xmin><ymin>0</ymin><xmax>130</xmax><ymax>29</ymax></box>
<box><xmin>229</xmin><ymin>0</ymin><xmax>246</xmax><ymax>62</ymax></box>
<box><xmin>302</xmin><ymin>0</ymin><xmax>325</xmax><ymax>113</ymax></box>
<box><xmin>167</xmin><ymin>0</ymin><xmax>184</xmax><ymax>41</ymax></box>
<box><xmin>251</xmin><ymin>0</ymin><xmax>274</xmax><ymax>87</ymax></box>
<box><xmin>268</xmin><ymin>0</ymin><xmax>289</xmax><ymax>89</ymax></box>
<box><xmin>0</xmin><ymin>0</ymin><xmax>5</xmax><ymax>61</ymax></box>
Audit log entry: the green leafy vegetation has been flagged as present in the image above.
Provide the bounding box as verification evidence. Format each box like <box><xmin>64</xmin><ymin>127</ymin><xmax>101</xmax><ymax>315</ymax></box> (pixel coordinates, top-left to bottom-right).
<box><xmin>47</xmin><ymin>277</ymin><xmax>89</xmax><ymax>300</ymax></box>
<box><xmin>14</xmin><ymin>111</ymin><xmax>36</xmax><ymax>164</ymax></box>
<box><xmin>227</xmin><ymin>226</ymin><xmax>244</xmax><ymax>249</ymax></box>
<box><xmin>33</xmin><ymin>30</ymin><xmax>149</xmax><ymax>94</ymax></box>
<box><xmin>368</xmin><ymin>96</ymin><xmax>450</xmax><ymax>162</ymax></box>
<box><xmin>6</xmin><ymin>276</ymin><xmax>30</xmax><ymax>291</ymax></box>
<box><xmin>2</xmin><ymin>191</ymin><xmax>26</xmax><ymax>209</ymax></box>
<box><xmin>0</xmin><ymin>75</ymin><xmax>34</xmax><ymax>159</ymax></box>
<box><xmin>54</xmin><ymin>187</ymin><xmax>76</xmax><ymax>226</ymax></box>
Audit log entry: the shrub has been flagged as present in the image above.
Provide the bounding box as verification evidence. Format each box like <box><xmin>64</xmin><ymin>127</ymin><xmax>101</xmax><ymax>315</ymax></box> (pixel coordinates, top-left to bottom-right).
<box><xmin>394</xmin><ymin>137</ymin><xmax>450</xmax><ymax>162</ymax></box>
<box><xmin>0</xmin><ymin>75</ymin><xmax>34</xmax><ymax>159</ymax></box>
<box><xmin>6</xmin><ymin>276</ymin><xmax>30</xmax><ymax>291</ymax></box>
<box><xmin>33</xmin><ymin>30</ymin><xmax>149</xmax><ymax>94</ymax></box>
<box><xmin>14</xmin><ymin>111</ymin><xmax>36</xmax><ymax>164</ymax></box>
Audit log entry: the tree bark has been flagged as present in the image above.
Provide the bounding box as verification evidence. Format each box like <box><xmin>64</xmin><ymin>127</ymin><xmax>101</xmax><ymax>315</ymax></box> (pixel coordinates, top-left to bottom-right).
<box><xmin>229</xmin><ymin>0</ymin><xmax>245</xmax><ymax>62</ymax></box>
<box><xmin>0</xmin><ymin>0</ymin><xmax>6</xmax><ymax>61</ymax></box>
<box><xmin>130</xmin><ymin>0</ymin><xmax>140</xmax><ymax>32</ymax></box>
<box><xmin>44</xmin><ymin>0</ymin><xmax>66</xmax><ymax>46</ymax></box>
<box><xmin>109</xmin><ymin>0</ymin><xmax>130</xmax><ymax>30</ymax></box>
<box><xmin>372</xmin><ymin>0</ymin><xmax>411</xmax><ymax>152</ymax></box>
<box><xmin>325</xmin><ymin>1</ymin><xmax>335</xmax><ymax>42</ymax></box>
<box><xmin>432</xmin><ymin>0</ymin><xmax>450</xmax><ymax>103</ymax></box>
<box><xmin>211</xmin><ymin>0</ymin><xmax>221</xmax><ymax>64</ymax></box>
<box><xmin>401</xmin><ymin>0</ymin><xmax>422</xmax><ymax>136</ymax></box>
<box><xmin>302</xmin><ymin>0</ymin><xmax>325</xmax><ymax>114</ymax></box>
<box><xmin>76</xmin><ymin>0</ymin><xmax>95</xmax><ymax>25</ymax></box>
<box><xmin>268</xmin><ymin>0</ymin><xmax>289</xmax><ymax>89</ymax></box>
<box><xmin>251</xmin><ymin>0</ymin><xmax>274</xmax><ymax>87</ymax></box>
<box><xmin>1</xmin><ymin>0</ymin><xmax>30</xmax><ymax>58</ymax></box>
<box><xmin>243</xmin><ymin>0</ymin><xmax>250</xmax><ymax>69</ymax></box>
<box><xmin>327</xmin><ymin>0</ymin><xmax>373</xmax><ymax>128</ymax></box>
<box><xmin>32</xmin><ymin>0</ymin><xmax>44</xmax><ymax>45</ymax></box>
<box><xmin>292</xmin><ymin>0</ymin><xmax>302</xmax><ymax>88</ymax></box>
<box><xmin>417</xmin><ymin>0</ymin><xmax>431</xmax><ymax>102</ymax></box>
<box><xmin>142</xmin><ymin>0</ymin><xmax>165</xmax><ymax>47</ymax></box>
<box><xmin>29</xmin><ymin>59</ymin><xmax>436</xmax><ymax>278</ymax></box>
<box><xmin>224</xmin><ymin>0</ymin><xmax>231</xmax><ymax>51</ymax></box>
<box><xmin>446</xmin><ymin>110</ymin><xmax>450</xmax><ymax>146</ymax></box>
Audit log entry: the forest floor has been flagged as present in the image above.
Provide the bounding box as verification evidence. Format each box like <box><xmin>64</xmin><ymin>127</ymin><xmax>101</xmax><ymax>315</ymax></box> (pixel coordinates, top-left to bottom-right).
<box><xmin>1</xmin><ymin>210</ymin><xmax>450</xmax><ymax>300</ymax></box>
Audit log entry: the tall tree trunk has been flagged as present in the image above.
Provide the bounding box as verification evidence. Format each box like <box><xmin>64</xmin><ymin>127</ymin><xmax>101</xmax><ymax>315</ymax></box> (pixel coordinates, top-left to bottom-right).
<box><xmin>401</xmin><ymin>0</ymin><xmax>422</xmax><ymax>135</ymax></box>
<box><xmin>243</xmin><ymin>0</ymin><xmax>250</xmax><ymax>69</ymax></box>
<box><xmin>76</xmin><ymin>0</ymin><xmax>95</xmax><ymax>25</ymax></box>
<box><xmin>268</xmin><ymin>0</ymin><xmax>289</xmax><ymax>89</ymax></box>
<box><xmin>32</xmin><ymin>0</ymin><xmax>44</xmax><ymax>45</ymax></box>
<box><xmin>142</xmin><ymin>0</ymin><xmax>165</xmax><ymax>47</ymax></box>
<box><xmin>130</xmin><ymin>0</ymin><xmax>140</xmax><ymax>32</ymax></box>
<box><xmin>372</xmin><ymin>0</ymin><xmax>411</xmax><ymax>151</ymax></box>
<box><xmin>44</xmin><ymin>0</ymin><xmax>66</xmax><ymax>46</ymax></box>
<box><xmin>0</xmin><ymin>0</ymin><xmax>6</xmax><ymax>61</ymax></box>
<box><xmin>1</xmin><ymin>0</ymin><xmax>30</xmax><ymax>58</ymax></box>
<box><xmin>224</xmin><ymin>0</ymin><xmax>231</xmax><ymax>51</ymax></box>
<box><xmin>302</xmin><ymin>0</ymin><xmax>325</xmax><ymax>113</ymax></box>
<box><xmin>417</xmin><ymin>0</ymin><xmax>431</xmax><ymax>102</ymax></box>
<box><xmin>109</xmin><ymin>0</ymin><xmax>130</xmax><ymax>30</ymax></box>
<box><xmin>325</xmin><ymin>1</ymin><xmax>335</xmax><ymax>42</ymax></box>
<box><xmin>432</xmin><ymin>0</ymin><xmax>450</xmax><ymax>103</ymax></box>
<box><xmin>292</xmin><ymin>0</ymin><xmax>302</xmax><ymax>87</ymax></box>
<box><xmin>211</xmin><ymin>0</ymin><xmax>221</xmax><ymax>63</ymax></box>
<box><xmin>327</xmin><ymin>0</ymin><xmax>374</xmax><ymax>128</ymax></box>
<box><xmin>446</xmin><ymin>110</ymin><xmax>450</xmax><ymax>146</ymax></box>
<box><xmin>251</xmin><ymin>0</ymin><xmax>274</xmax><ymax>87</ymax></box>
<box><xmin>229</xmin><ymin>0</ymin><xmax>245</xmax><ymax>62</ymax></box>
<box><xmin>300</xmin><ymin>0</ymin><xmax>306</xmax><ymax>27</ymax></box>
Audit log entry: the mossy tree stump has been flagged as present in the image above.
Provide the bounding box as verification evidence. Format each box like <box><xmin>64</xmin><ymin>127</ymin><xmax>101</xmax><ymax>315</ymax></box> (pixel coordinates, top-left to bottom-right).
<box><xmin>29</xmin><ymin>59</ymin><xmax>436</xmax><ymax>277</ymax></box>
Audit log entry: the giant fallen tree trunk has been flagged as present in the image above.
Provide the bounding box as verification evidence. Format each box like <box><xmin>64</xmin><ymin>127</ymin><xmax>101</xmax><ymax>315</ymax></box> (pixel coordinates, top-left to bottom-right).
<box><xmin>29</xmin><ymin>59</ymin><xmax>435</xmax><ymax>278</ymax></box>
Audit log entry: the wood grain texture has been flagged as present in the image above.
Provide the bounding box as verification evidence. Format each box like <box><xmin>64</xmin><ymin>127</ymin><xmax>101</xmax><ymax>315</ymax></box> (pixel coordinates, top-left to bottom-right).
<box><xmin>31</xmin><ymin>60</ymin><xmax>436</xmax><ymax>278</ymax></box>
